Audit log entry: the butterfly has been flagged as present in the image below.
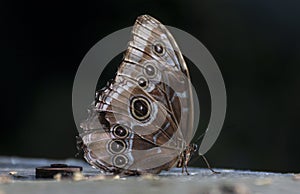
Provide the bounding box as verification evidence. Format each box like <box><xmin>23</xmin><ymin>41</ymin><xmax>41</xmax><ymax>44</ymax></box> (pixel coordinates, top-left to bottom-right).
<box><xmin>78</xmin><ymin>15</ymin><xmax>209</xmax><ymax>175</ymax></box>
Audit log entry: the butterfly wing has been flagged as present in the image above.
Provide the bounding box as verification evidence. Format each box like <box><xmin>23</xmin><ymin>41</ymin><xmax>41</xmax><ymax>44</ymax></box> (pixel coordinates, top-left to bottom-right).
<box><xmin>79</xmin><ymin>15</ymin><xmax>194</xmax><ymax>174</ymax></box>
<box><xmin>126</xmin><ymin>15</ymin><xmax>195</xmax><ymax>142</ymax></box>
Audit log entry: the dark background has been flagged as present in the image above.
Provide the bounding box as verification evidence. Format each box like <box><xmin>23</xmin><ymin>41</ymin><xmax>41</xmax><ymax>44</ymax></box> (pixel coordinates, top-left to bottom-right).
<box><xmin>1</xmin><ymin>0</ymin><xmax>299</xmax><ymax>173</ymax></box>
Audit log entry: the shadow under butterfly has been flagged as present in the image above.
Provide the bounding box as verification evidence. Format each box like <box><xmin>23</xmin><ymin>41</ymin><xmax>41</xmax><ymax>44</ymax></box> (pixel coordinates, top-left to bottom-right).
<box><xmin>78</xmin><ymin>15</ymin><xmax>217</xmax><ymax>175</ymax></box>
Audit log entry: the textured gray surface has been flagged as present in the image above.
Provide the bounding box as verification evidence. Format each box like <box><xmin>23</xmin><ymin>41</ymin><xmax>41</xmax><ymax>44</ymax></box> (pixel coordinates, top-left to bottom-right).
<box><xmin>0</xmin><ymin>157</ymin><xmax>299</xmax><ymax>194</ymax></box>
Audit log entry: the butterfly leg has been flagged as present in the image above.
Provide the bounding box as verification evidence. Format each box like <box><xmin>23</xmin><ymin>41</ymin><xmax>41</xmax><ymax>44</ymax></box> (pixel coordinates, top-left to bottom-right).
<box><xmin>178</xmin><ymin>146</ymin><xmax>193</xmax><ymax>175</ymax></box>
<box><xmin>181</xmin><ymin>163</ymin><xmax>189</xmax><ymax>175</ymax></box>
<box><xmin>184</xmin><ymin>163</ymin><xmax>190</xmax><ymax>175</ymax></box>
<box><xmin>200</xmin><ymin>154</ymin><xmax>220</xmax><ymax>174</ymax></box>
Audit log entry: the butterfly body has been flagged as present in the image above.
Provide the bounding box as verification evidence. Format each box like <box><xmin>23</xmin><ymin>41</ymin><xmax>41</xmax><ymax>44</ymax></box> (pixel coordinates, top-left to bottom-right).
<box><xmin>78</xmin><ymin>15</ymin><xmax>197</xmax><ymax>175</ymax></box>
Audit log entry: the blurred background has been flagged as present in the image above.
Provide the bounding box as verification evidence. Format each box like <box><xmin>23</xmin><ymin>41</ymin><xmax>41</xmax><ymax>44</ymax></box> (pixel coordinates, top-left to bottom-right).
<box><xmin>1</xmin><ymin>0</ymin><xmax>299</xmax><ymax>173</ymax></box>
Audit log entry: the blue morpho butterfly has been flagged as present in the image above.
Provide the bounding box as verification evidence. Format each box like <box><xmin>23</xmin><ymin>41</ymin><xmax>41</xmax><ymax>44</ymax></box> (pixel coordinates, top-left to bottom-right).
<box><xmin>77</xmin><ymin>15</ymin><xmax>216</xmax><ymax>175</ymax></box>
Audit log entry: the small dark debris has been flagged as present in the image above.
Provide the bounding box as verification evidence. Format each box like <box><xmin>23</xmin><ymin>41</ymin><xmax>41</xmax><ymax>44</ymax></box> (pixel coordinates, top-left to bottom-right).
<box><xmin>35</xmin><ymin>164</ymin><xmax>82</xmax><ymax>179</ymax></box>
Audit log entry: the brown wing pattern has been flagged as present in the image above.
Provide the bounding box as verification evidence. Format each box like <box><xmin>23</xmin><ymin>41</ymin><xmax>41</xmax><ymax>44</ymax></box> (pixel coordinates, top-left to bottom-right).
<box><xmin>79</xmin><ymin>15</ymin><xmax>194</xmax><ymax>174</ymax></box>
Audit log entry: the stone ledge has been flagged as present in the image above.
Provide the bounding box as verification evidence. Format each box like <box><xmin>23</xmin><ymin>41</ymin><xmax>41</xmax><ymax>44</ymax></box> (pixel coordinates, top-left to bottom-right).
<box><xmin>0</xmin><ymin>157</ymin><xmax>299</xmax><ymax>194</ymax></box>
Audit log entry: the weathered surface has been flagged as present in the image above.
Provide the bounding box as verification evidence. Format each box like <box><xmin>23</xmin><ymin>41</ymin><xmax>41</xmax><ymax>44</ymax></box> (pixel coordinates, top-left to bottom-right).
<box><xmin>0</xmin><ymin>157</ymin><xmax>299</xmax><ymax>194</ymax></box>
